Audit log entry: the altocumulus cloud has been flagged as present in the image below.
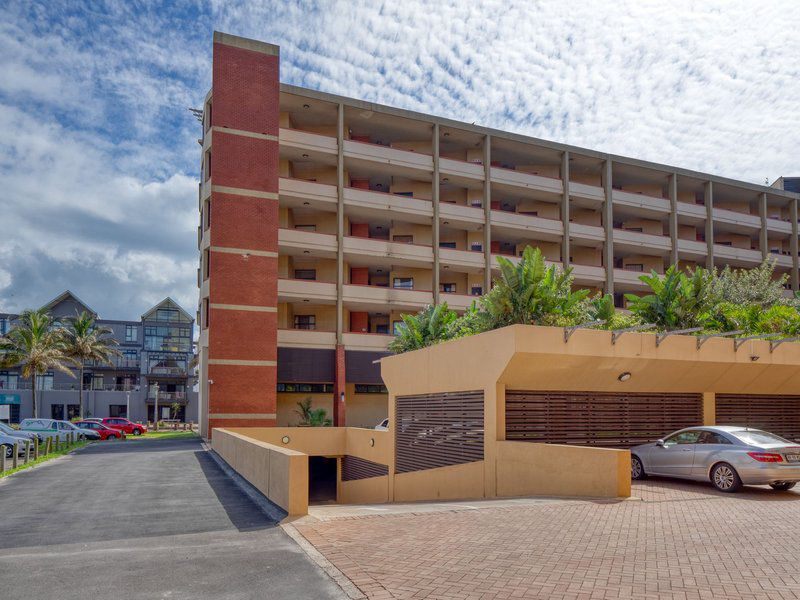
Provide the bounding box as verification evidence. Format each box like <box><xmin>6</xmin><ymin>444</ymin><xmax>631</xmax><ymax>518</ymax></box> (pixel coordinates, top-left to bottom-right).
<box><xmin>1</xmin><ymin>0</ymin><xmax>799</xmax><ymax>318</ymax></box>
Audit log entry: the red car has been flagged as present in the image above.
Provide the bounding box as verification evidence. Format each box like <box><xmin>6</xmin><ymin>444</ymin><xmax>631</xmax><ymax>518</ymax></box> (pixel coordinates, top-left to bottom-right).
<box><xmin>74</xmin><ymin>420</ymin><xmax>126</xmax><ymax>440</ymax></box>
<box><xmin>97</xmin><ymin>417</ymin><xmax>148</xmax><ymax>436</ymax></box>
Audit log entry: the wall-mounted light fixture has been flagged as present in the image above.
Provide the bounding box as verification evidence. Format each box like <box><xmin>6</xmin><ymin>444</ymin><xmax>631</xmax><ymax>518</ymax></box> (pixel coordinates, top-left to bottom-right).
<box><xmin>617</xmin><ymin>372</ymin><xmax>632</xmax><ymax>382</ymax></box>
<box><xmin>302</xmin><ymin>104</ymin><xmax>310</xmax><ymax>109</ymax></box>
<box><xmin>302</xmin><ymin>153</ymin><xmax>309</xmax><ymax>158</ymax></box>
<box><xmin>281</xmin><ymin>435</ymin><xmax>290</xmax><ymax>444</ymax></box>
<box><xmin>369</xmin><ymin>438</ymin><xmax>375</xmax><ymax>447</ymax></box>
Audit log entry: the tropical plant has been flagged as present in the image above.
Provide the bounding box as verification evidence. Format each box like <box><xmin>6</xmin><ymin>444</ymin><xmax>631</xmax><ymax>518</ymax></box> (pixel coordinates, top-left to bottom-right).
<box><xmin>481</xmin><ymin>246</ymin><xmax>589</xmax><ymax>329</ymax></box>
<box><xmin>295</xmin><ymin>397</ymin><xmax>332</xmax><ymax>427</ymax></box>
<box><xmin>170</xmin><ymin>402</ymin><xmax>182</xmax><ymax>420</ymax></box>
<box><xmin>583</xmin><ymin>293</ymin><xmax>642</xmax><ymax>330</ymax></box>
<box><xmin>63</xmin><ymin>311</ymin><xmax>121</xmax><ymax>419</ymax></box>
<box><xmin>712</xmin><ymin>259</ymin><xmax>789</xmax><ymax>308</ymax></box>
<box><xmin>706</xmin><ymin>302</ymin><xmax>800</xmax><ymax>336</ymax></box>
<box><xmin>625</xmin><ymin>265</ymin><xmax>716</xmax><ymax>330</ymax></box>
<box><xmin>0</xmin><ymin>309</ymin><xmax>75</xmax><ymax>418</ymax></box>
<box><xmin>388</xmin><ymin>303</ymin><xmax>459</xmax><ymax>354</ymax></box>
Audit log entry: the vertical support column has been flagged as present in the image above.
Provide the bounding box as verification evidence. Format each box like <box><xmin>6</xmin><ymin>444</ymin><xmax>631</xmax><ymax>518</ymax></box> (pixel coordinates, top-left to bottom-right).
<box><xmin>705</xmin><ymin>181</ymin><xmax>714</xmax><ymax>270</ymax></box>
<box><xmin>791</xmin><ymin>198</ymin><xmax>799</xmax><ymax>292</ymax></box>
<box><xmin>702</xmin><ymin>392</ymin><xmax>716</xmax><ymax>426</ymax></box>
<box><xmin>602</xmin><ymin>159</ymin><xmax>614</xmax><ymax>295</ymax></box>
<box><xmin>432</xmin><ymin>124</ymin><xmax>441</xmax><ymax>304</ymax></box>
<box><xmin>333</xmin><ymin>344</ymin><xmax>346</xmax><ymax>426</ymax></box>
<box><xmin>669</xmin><ymin>173</ymin><xmax>679</xmax><ymax>267</ymax></box>
<box><xmin>759</xmin><ymin>192</ymin><xmax>768</xmax><ymax>261</ymax></box>
<box><xmin>205</xmin><ymin>32</ymin><xmax>281</xmax><ymax>435</ymax></box>
<box><xmin>336</xmin><ymin>103</ymin><xmax>345</xmax><ymax>342</ymax></box>
<box><xmin>483</xmin><ymin>135</ymin><xmax>492</xmax><ymax>293</ymax></box>
<box><xmin>561</xmin><ymin>151</ymin><xmax>570</xmax><ymax>267</ymax></box>
<box><xmin>483</xmin><ymin>383</ymin><xmax>498</xmax><ymax>498</ymax></box>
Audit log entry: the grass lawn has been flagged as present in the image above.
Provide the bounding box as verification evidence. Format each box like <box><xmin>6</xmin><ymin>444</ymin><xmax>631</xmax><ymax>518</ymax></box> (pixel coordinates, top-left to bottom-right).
<box><xmin>0</xmin><ymin>440</ymin><xmax>91</xmax><ymax>478</ymax></box>
<box><xmin>126</xmin><ymin>430</ymin><xmax>199</xmax><ymax>441</ymax></box>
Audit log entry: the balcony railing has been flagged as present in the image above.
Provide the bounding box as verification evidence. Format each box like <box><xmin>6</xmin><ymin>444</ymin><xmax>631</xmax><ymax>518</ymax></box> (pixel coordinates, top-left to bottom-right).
<box><xmin>84</xmin><ymin>358</ymin><xmax>141</xmax><ymax>369</ymax></box>
<box><xmin>147</xmin><ymin>391</ymin><xmax>187</xmax><ymax>402</ymax></box>
<box><xmin>2</xmin><ymin>382</ymin><xmax>141</xmax><ymax>392</ymax></box>
<box><xmin>148</xmin><ymin>366</ymin><xmax>188</xmax><ymax>376</ymax></box>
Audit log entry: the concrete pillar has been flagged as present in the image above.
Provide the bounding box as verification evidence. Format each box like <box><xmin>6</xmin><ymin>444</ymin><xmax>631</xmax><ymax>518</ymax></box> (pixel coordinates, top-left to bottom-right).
<box><xmin>705</xmin><ymin>181</ymin><xmax>714</xmax><ymax>270</ymax></box>
<box><xmin>669</xmin><ymin>173</ymin><xmax>679</xmax><ymax>267</ymax></box>
<box><xmin>336</xmin><ymin>103</ymin><xmax>345</xmax><ymax>342</ymax></box>
<box><xmin>759</xmin><ymin>192</ymin><xmax>768</xmax><ymax>261</ymax></box>
<box><xmin>483</xmin><ymin>135</ymin><xmax>492</xmax><ymax>293</ymax></box>
<box><xmin>602</xmin><ymin>159</ymin><xmax>614</xmax><ymax>295</ymax></box>
<box><xmin>483</xmin><ymin>383</ymin><xmax>498</xmax><ymax>498</ymax></box>
<box><xmin>702</xmin><ymin>392</ymin><xmax>716</xmax><ymax>426</ymax></box>
<box><xmin>561</xmin><ymin>151</ymin><xmax>570</xmax><ymax>267</ymax></box>
<box><xmin>792</xmin><ymin>199</ymin><xmax>799</xmax><ymax>292</ymax></box>
<box><xmin>432</xmin><ymin>123</ymin><xmax>441</xmax><ymax>304</ymax></box>
<box><xmin>333</xmin><ymin>344</ymin><xmax>346</xmax><ymax>426</ymax></box>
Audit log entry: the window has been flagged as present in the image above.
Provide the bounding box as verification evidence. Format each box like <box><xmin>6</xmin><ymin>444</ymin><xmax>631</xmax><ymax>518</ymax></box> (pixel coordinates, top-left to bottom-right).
<box><xmin>203</xmin><ymin>249</ymin><xmax>210</xmax><ymax>280</ymax></box>
<box><xmin>393</xmin><ymin>277</ymin><xmax>413</xmax><ymax>290</ymax></box>
<box><xmin>663</xmin><ymin>430</ymin><xmax>701</xmax><ymax>446</ymax></box>
<box><xmin>394</xmin><ymin>191</ymin><xmax>413</xmax><ymax>197</ymax></box>
<box><xmin>376</xmin><ymin>324</ymin><xmax>389</xmax><ymax>334</ymax></box>
<box><xmin>0</xmin><ymin>372</ymin><xmax>19</xmax><ymax>390</ymax></box>
<box><xmin>624</xmin><ymin>227</ymin><xmax>643</xmax><ymax>233</ymax></box>
<box><xmin>392</xmin><ymin>321</ymin><xmax>404</xmax><ymax>335</ymax></box>
<box><xmin>625</xmin><ymin>264</ymin><xmax>644</xmax><ymax>272</ymax></box>
<box><xmin>36</xmin><ymin>373</ymin><xmax>54</xmax><ymax>391</ymax></box>
<box><xmin>470</xmin><ymin>286</ymin><xmax>483</xmax><ymax>296</ymax></box>
<box><xmin>109</xmin><ymin>405</ymin><xmax>127</xmax><ymax>418</ymax></box>
<box><xmin>147</xmin><ymin>353</ymin><xmax>188</xmax><ymax>375</ymax></box>
<box><xmin>121</xmin><ymin>350</ymin><xmax>138</xmax><ymax>368</ymax></box>
<box><xmin>276</xmin><ymin>383</ymin><xmax>334</xmax><ymax>393</ymax></box>
<box><xmin>51</xmin><ymin>405</ymin><xmax>64</xmax><ymax>420</ymax></box>
<box><xmin>439</xmin><ymin>241</ymin><xmax>456</xmax><ymax>249</ymax></box>
<box><xmin>67</xmin><ymin>405</ymin><xmax>80</xmax><ymax>420</ymax></box>
<box><xmin>730</xmin><ymin>429</ymin><xmax>793</xmax><ymax>446</ymax></box>
<box><xmin>91</xmin><ymin>374</ymin><xmax>104</xmax><ymax>390</ymax></box>
<box><xmin>293</xmin><ymin>315</ymin><xmax>316</xmax><ymax>330</ymax></box>
<box><xmin>470</xmin><ymin>243</ymin><xmax>483</xmax><ymax>252</ymax></box>
<box><xmin>439</xmin><ymin>283</ymin><xmax>456</xmax><ymax>293</ymax></box>
<box><xmin>294</xmin><ymin>269</ymin><xmax>317</xmax><ymax>280</ymax></box>
<box><xmin>203</xmin><ymin>298</ymin><xmax>209</xmax><ymax>330</ymax></box>
<box><xmin>125</xmin><ymin>325</ymin><xmax>138</xmax><ymax>342</ymax></box>
<box><xmin>392</xmin><ymin>235</ymin><xmax>413</xmax><ymax>244</ymax></box>
<box><xmin>718</xmin><ymin>241</ymin><xmax>733</xmax><ymax>246</ymax></box>
<box><xmin>697</xmin><ymin>431</ymin><xmax>732</xmax><ymax>445</ymax></box>
<box><xmin>144</xmin><ymin>325</ymin><xmax>192</xmax><ymax>352</ymax></box>
<box><xmin>354</xmin><ymin>384</ymin><xmax>388</xmax><ymax>394</ymax></box>
<box><xmin>294</xmin><ymin>224</ymin><xmax>316</xmax><ymax>232</ymax></box>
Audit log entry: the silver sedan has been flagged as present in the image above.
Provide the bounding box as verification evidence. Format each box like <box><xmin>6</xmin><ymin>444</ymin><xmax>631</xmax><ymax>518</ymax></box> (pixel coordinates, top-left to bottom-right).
<box><xmin>631</xmin><ymin>426</ymin><xmax>800</xmax><ymax>493</ymax></box>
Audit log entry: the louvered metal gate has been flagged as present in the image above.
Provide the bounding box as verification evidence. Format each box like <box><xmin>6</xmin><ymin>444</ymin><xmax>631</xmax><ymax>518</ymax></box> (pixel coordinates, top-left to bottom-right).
<box><xmin>505</xmin><ymin>391</ymin><xmax>703</xmax><ymax>448</ymax></box>
<box><xmin>395</xmin><ymin>390</ymin><xmax>484</xmax><ymax>474</ymax></box>
<box><xmin>716</xmin><ymin>395</ymin><xmax>800</xmax><ymax>442</ymax></box>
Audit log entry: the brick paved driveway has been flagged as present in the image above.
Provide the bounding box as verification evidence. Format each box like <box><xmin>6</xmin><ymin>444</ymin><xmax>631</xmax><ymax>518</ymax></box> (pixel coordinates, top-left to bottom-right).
<box><xmin>295</xmin><ymin>479</ymin><xmax>800</xmax><ymax>599</ymax></box>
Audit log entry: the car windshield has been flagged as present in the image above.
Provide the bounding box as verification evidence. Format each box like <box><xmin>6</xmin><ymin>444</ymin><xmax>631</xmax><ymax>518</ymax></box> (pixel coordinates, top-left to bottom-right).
<box><xmin>0</xmin><ymin>423</ymin><xmax>13</xmax><ymax>434</ymax></box>
<box><xmin>731</xmin><ymin>429</ymin><xmax>794</xmax><ymax>446</ymax></box>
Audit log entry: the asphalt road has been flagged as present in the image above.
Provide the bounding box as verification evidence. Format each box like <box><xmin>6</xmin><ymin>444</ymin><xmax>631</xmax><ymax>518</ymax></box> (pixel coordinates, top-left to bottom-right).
<box><xmin>0</xmin><ymin>436</ymin><xmax>345</xmax><ymax>600</ymax></box>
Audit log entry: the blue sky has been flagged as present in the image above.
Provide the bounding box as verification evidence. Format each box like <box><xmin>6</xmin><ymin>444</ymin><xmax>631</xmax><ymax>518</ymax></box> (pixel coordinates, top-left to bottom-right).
<box><xmin>1</xmin><ymin>1</ymin><xmax>799</xmax><ymax>319</ymax></box>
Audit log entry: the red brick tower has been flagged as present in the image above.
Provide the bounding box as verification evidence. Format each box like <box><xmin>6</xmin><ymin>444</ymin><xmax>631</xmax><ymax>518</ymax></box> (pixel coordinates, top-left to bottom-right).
<box><xmin>200</xmin><ymin>32</ymin><xmax>280</xmax><ymax>436</ymax></box>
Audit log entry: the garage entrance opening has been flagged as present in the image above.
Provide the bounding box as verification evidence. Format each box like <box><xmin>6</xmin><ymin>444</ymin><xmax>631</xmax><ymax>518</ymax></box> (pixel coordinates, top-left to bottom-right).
<box><xmin>309</xmin><ymin>456</ymin><xmax>337</xmax><ymax>504</ymax></box>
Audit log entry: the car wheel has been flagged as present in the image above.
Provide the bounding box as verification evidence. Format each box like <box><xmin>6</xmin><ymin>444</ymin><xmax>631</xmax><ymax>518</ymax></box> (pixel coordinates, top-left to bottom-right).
<box><xmin>711</xmin><ymin>462</ymin><xmax>743</xmax><ymax>493</ymax></box>
<box><xmin>769</xmin><ymin>482</ymin><xmax>796</xmax><ymax>491</ymax></box>
<box><xmin>631</xmin><ymin>455</ymin><xmax>647</xmax><ymax>480</ymax></box>
<box><xmin>3</xmin><ymin>445</ymin><xmax>11</xmax><ymax>459</ymax></box>
<box><xmin>133</xmin><ymin>429</ymin><xmax>141</xmax><ymax>436</ymax></box>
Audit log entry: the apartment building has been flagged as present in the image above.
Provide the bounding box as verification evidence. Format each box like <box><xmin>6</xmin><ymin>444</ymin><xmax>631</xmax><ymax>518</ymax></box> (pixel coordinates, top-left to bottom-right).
<box><xmin>0</xmin><ymin>291</ymin><xmax>198</xmax><ymax>424</ymax></box>
<box><xmin>197</xmin><ymin>31</ymin><xmax>800</xmax><ymax>437</ymax></box>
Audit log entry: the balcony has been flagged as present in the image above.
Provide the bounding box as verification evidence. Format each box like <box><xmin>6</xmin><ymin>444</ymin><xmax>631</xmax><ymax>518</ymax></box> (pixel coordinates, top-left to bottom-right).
<box><xmin>712</xmin><ymin>244</ymin><xmax>762</xmax><ymax>266</ymax></box>
<box><xmin>439</xmin><ymin>202</ymin><xmax>486</xmax><ymax>229</ymax></box>
<box><xmin>279</xmin><ymin>177</ymin><xmax>337</xmax><ymax>209</ymax></box>
<box><xmin>676</xmin><ymin>201</ymin><xmax>707</xmax><ymax>223</ymax></box>
<box><xmin>343</xmin><ymin>284</ymin><xmax>433</xmax><ymax>310</ymax></box>
<box><xmin>85</xmin><ymin>358</ymin><xmax>141</xmax><ymax>370</ymax></box>
<box><xmin>439</xmin><ymin>157</ymin><xmax>484</xmax><ymax>184</ymax></box>
<box><xmin>490</xmin><ymin>210</ymin><xmax>562</xmax><ymax>242</ymax></box>
<box><xmin>148</xmin><ymin>366</ymin><xmax>188</xmax><ymax>377</ymax></box>
<box><xmin>613</xmin><ymin>269</ymin><xmax>650</xmax><ymax>289</ymax></box>
<box><xmin>278</xmin><ymin>328</ymin><xmax>337</xmax><ymax>349</ymax></box>
<box><xmin>612</xmin><ymin>189</ymin><xmax>670</xmax><ymax>216</ymax></box>
<box><xmin>278</xmin><ymin>228</ymin><xmax>338</xmax><ymax>258</ymax></box>
<box><xmin>147</xmin><ymin>391</ymin><xmax>188</xmax><ymax>403</ymax></box>
<box><xmin>490</xmin><ymin>167</ymin><xmax>563</xmax><ymax>199</ymax></box>
<box><xmin>773</xmin><ymin>252</ymin><xmax>793</xmax><ymax>268</ymax></box>
<box><xmin>569</xmin><ymin>181</ymin><xmax>604</xmax><ymax>204</ymax></box>
<box><xmin>712</xmin><ymin>207</ymin><xmax>761</xmax><ymax>232</ymax></box>
<box><xmin>343</xmin><ymin>187</ymin><xmax>432</xmax><ymax>223</ymax></box>
<box><xmin>278</xmin><ymin>278</ymin><xmax>337</xmax><ymax>303</ymax></box>
<box><xmin>343</xmin><ymin>236</ymin><xmax>433</xmax><ymax>268</ymax></box>
<box><xmin>439</xmin><ymin>292</ymin><xmax>479</xmax><ymax>312</ymax></box>
<box><xmin>612</xmin><ymin>229</ymin><xmax>671</xmax><ymax>256</ymax></box>
<box><xmin>569</xmin><ymin>222</ymin><xmax>605</xmax><ymax>244</ymax></box>
<box><xmin>766</xmin><ymin>217</ymin><xmax>792</xmax><ymax>235</ymax></box>
<box><xmin>344</xmin><ymin>140</ymin><xmax>433</xmax><ymax>176</ymax></box>
<box><xmin>279</xmin><ymin>128</ymin><xmax>337</xmax><ymax>155</ymax></box>
<box><xmin>570</xmin><ymin>263</ymin><xmax>606</xmax><ymax>286</ymax></box>
<box><xmin>439</xmin><ymin>247</ymin><xmax>486</xmax><ymax>271</ymax></box>
<box><xmin>676</xmin><ymin>238</ymin><xmax>708</xmax><ymax>260</ymax></box>
<box><xmin>341</xmin><ymin>332</ymin><xmax>393</xmax><ymax>351</ymax></box>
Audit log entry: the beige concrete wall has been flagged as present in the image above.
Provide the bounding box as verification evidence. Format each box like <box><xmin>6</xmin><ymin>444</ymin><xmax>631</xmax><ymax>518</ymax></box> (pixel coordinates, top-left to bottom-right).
<box><xmin>621</xmin><ymin>183</ymin><xmax>664</xmax><ymax>197</ymax></box>
<box><xmin>282</xmin><ymin>304</ymin><xmax>337</xmax><ymax>331</ymax></box>
<box><xmin>496</xmin><ymin>441</ymin><xmax>630</xmax><ymax>499</ymax></box>
<box><xmin>517</xmin><ymin>200</ymin><xmax>560</xmax><ymax>219</ymax></box>
<box><xmin>291</xmin><ymin>164</ymin><xmax>338</xmax><ymax>185</ymax></box>
<box><xmin>390</xmin><ymin>178</ymin><xmax>432</xmax><ymax>200</ymax></box>
<box><xmin>715</xmin><ymin>232</ymin><xmax>753</xmax><ymax>250</ymax></box>
<box><xmin>572</xmin><ymin>246</ymin><xmax>602</xmax><ymax>266</ymax></box>
<box><xmin>516</xmin><ymin>164</ymin><xmax>560</xmax><ymax>179</ymax></box>
<box><xmin>346</xmin><ymin>390</ymin><xmax>388</xmax><ymax>428</ymax></box>
<box><xmin>286</xmin><ymin>257</ymin><xmax>338</xmax><ymax>282</ymax></box>
<box><xmin>393</xmin><ymin>461</ymin><xmax>486</xmax><ymax>502</ymax></box>
<box><xmin>440</xmin><ymin>187</ymin><xmax>467</xmax><ymax>205</ymax></box>
<box><xmin>390</xmin><ymin>140</ymin><xmax>433</xmax><ymax>154</ymax></box>
<box><xmin>390</xmin><ymin>222</ymin><xmax>433</xmax><ymax>245</ymax></box>
<box><xmin>621</xmin><ymin>219</ymin><xmax>664</xmax><ymax>236</ymax></box>
<box><xmin>212</xmin><ymin>428</ymin><xmax>309</xmax><ymax>515</ymax></box>
<box><xmin>571</xmin><ymin>208</ymin><xmax>601</xmax><ymax>226</ymax></box>
<box><xmin>389</xmin><ymin>267</ymin><xmax>433</xmax><ymax>291</ymax></box>
<box><xmin>622</xmin><ymin>255</ymin><xmax>664</xmax><ymax>273</ymax></box>
<box><xmin>340</xmin><ymin>475</ymin><xmax>390</xmax><ymax>504</ymax></box>
<box><xmin>277</xmin><ymin>393</ymin><xmax>333</xmax><ymax>426</ymax></box>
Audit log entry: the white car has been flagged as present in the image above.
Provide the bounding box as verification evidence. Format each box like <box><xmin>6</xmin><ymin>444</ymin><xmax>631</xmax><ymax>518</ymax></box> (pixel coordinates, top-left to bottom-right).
<box><xmin>19</xmin><ymin>419</ymin><xmax>100</xmax><ymax>441</ymax></box>
<box><xmin>0</xmin><ymin>432</ymin><xmax>29</xmax><ymax>458</ymax></box>
<box><xmin>375</xmin><ymin>418</ymin><xmax>389</xmax><ymax>431</ymax></box>
<box><xmin>0</xmin><ymin>421</ymin><xmax>40</xmax><ymax>444</ymax></box>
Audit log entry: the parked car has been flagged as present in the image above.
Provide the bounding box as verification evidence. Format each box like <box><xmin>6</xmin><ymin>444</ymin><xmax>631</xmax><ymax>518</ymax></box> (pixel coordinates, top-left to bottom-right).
<box><xmin>74</xmin><ymin>420</ymin><xmax>125</xmax><ymax>440</ymax></box>
<box><xmin>0</xmin><ymin>432</ymin><xmax>29</xmax><ymax>458</ymax></box>
<box><xmin>375</xmin><ymin>418</ymin><xmax>389</xmax><ymax>431</ymax></box>
<box><xmin>19</xmin><ymin>419</ymin><xmax>101</xmax><ymax>441</ymax></box>
<box><xmin>94</xmin><ymin>417</ymin><xmax>147</xmax><ymax>436</ymax></box>
<box><xmin>631</xmin><ymin>426</ymin><xmax>800</xmax><ymax>493</ymax></box>
<box><xmin>0</xmin><ymin>421</ymin><xmax>40</xmax><ymax>444</ymax></box>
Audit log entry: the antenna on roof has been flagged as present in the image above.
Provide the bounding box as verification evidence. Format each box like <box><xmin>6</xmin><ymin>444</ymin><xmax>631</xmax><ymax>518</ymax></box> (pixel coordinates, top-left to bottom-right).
<box><xmin>189</xmin><ymin>108</ymin><xmax>203</xmax><ymax>123</ymax></box>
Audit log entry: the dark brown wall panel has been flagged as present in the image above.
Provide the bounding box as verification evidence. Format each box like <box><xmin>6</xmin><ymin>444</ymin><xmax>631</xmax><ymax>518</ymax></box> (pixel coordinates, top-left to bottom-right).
<box><xmin>277</xmin><ymin>348</ymin><xmax>334</xmax><ymax>383</ymax></box>
<box><xmin>341</xmin><ymin>456</ymin><xmax>389</xmax><ymax>481</ymax></box>
<box><xmin>395</xmin><ymin>391</ymin><xmax>484</xmax><ymax>474</ymax></box>
<box><xmin>716</xmin><ymin>395</ymin><xmax>800</xmax><ymax>442</ymax></box>
<box><xmin>345</xmin><ymin>350</ymin><xmax>389</xmax><ymax>384</ymax></box>
<box><xmin>506</xmin><ymin>391</ymin><xmax>703</xmax><ymax>448</ymax></box>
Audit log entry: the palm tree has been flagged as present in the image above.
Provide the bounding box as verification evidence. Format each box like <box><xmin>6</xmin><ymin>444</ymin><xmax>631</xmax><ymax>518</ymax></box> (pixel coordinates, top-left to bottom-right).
<box><xmin>388</xmin><ymin>303</ymin><xmax>458</xmax><ymax>354</ymax></box>
<box><xmin>625</xmin><ymin>266</ymin><xmax>716</xmax><ymax>330</ymax></box>
<box><xmin>64</xmin><ymin>311</ymin><xmax>121</xmax><ymax>419</ymax></box>
<box><xmin>482</xmin><ymin>246</ymin><xmax>589</xmax><ymax>328</ymax></box>
<box><xmin>0</xmin><ymin>309</ymin><xmax>75</xmax><ymax>418</ymax></box>
<box><xmin>295</xmin><ymin>397</ymin><xmax>332</xmax><ymax>426</ymax></box>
